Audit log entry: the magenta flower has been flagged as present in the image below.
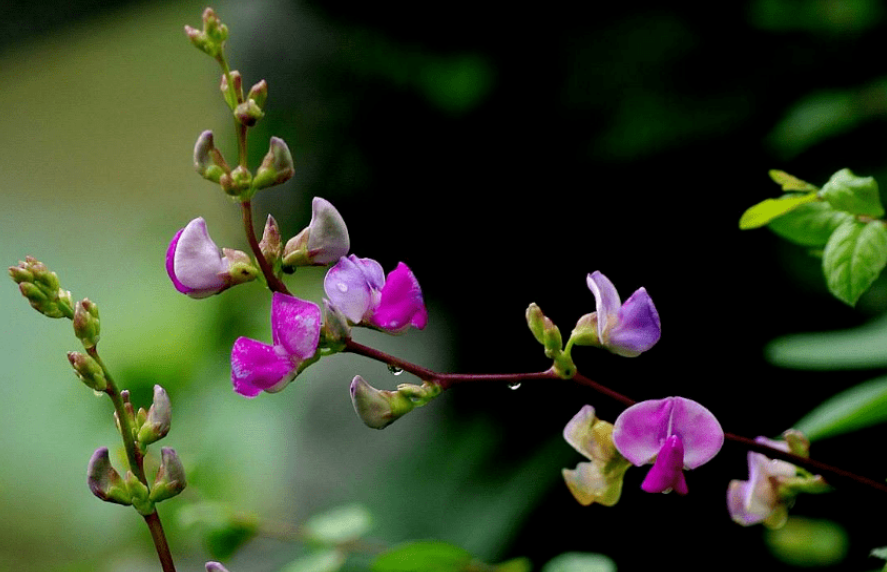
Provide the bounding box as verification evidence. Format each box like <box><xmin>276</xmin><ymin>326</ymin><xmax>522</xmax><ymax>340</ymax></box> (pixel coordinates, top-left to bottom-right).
<box><xmin>585</xmin><ymin>271</ymin><xmax>660</xmax><ymax>357</ymax></box>
<box><xmin>612</xmin><ymin>396</ymin><xmax>723</xmax><ymax>495</ymax></box>
<box><xmin>324</xmin><ymin>255</ymin><xmax>427</xmax><ymax>333</ymax></box>
<box><xmin>166</xmin><ymin>217</ymin><xmax>256</xmax><ymax>298</ymax></box>
<box><xmin>231</xmin><ymin>293</ymin><xmax>321</xmax><ymax>397</ymax></box>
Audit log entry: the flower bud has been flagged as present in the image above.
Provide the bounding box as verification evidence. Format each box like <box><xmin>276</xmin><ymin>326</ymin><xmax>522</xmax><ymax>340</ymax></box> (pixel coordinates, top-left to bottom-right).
<box><xmin>525</xmin><ymin>303</ymin><xmax>546</xmax><ymax>344</ymax></box>
<box><xmin>202</xmin><ymin>8</ymin><xmax>228</xmax><ymax>44</ymax></box>
<box><xmin>222</xmin><ymin>248</ymin><xmax>260</xmax><ymax>286</ymax></box>
<box><xmin>87</xmin><ymin>448</ymin><xmax>131</xmax><ymax>505</ymax></box>
<box><xmin>220</xmin><ymin>165</ymin><xmax>253</xmax><ymax>197</ymax></box>
<box><xmin>183</xmin><ymin>8</ymin><xmax>228</xmax><ymax>58</ymax></box>
<box><xmin>234</xmin><ymin>99</ymin><xmax>264</xmax><ymax>126</ymax></box>
<box><xmin>350</xmin><ymin>375</ymin><xmax>415</xmax><ymax>429</ymax></box>
<box><xmin>194</xmin><ymin>130</ymin><xmax>229</xmax><ymax>183</ymax></box>
<box><xmin>569</xmin><ymin>312</ymin><xmax>600</xmax><ymax>347</ymax></box>
<box><xmin>253</xmin><ymin>137</ymin><xmax>294</xmax><ymax>190</ymax></box>
<box><xmin>73</xmin><ymin>298</ymin><xmax>101</xmax><ymax>349</ymax></box>
<box><xmin>282</xmin><ymin>197</ymin><xmax>350</xmax><ymax>267</ymax></box>
<box><xmin>321</xmin><ymin>299</ymin><xmax>351</xmax><ymax>349</ymax></box>
<box><xmin>124</xmin><ymin>470</ymin><xmax>154</xmax><ymax>515</ymax></box>
<box><xmin>137</xmin><ymin>385</ymin><xmax>172</xmax><ymax>446</ymax></box>
<box><xmin>247</xmin><ymin>79</ymin><xmax>268</xmax><ymax>110</ymax></box>
<box><xmin>9</xmin><ymin>257</ymin><xmax>74</xmax><ymax>319</ymax></box>
<box><xmin>150</xmin><ymin>447</ymin><xmax>187</xmax><ymax>503</ymax></box>
<box><xmin>68</xmin><ymin>351</ymin><xmax>107</xmax><ymax>392</ymax></box>
<box><xmin>259</xmin><ymin>215</ymin><xmax>283</xmax><ymax>267</ymax></box>
<box><xmin>220</xmin><ymin>71</ymin><xmax>243</xmax><ymax>110</ymax></box>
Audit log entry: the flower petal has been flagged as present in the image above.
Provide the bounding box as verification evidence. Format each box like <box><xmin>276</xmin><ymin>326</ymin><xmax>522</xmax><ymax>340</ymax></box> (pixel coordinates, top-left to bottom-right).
<box><xmin>371</xmin><ymin>262</ymin><xmax>427</xmax><ymax>332</ymax></box>
<box><xmin>586</xmin><ymin>271</ymin><xmax>622</xmax><ymax>341</ymax></box>
<box><xmin>168</xmin><ymin>218</ymin><xmax>228</xmax><ymax>298</ymax></box>
<box><xmin>270</xmin><ymin>293</ymin><xmax>322</xmax><ymax>361</ymax></box>
<box><xmin>563</xmin><ymin>461</ymin><xmax>624</xmax><ymax>507</ymax></box>
<box><xmin>640</xmin><ymin>435</ymin><xmax>688</xmax><ymax>495</ymax></box>
<box><xmin>669</xmin><ymin>397</ymin><xmax>724</xmax><ymax>469</ymax></box>
<box><xmin>606</xmin><ymin>287</ymin><xmax>661</xmax><ymax>357</ymax></box>
<box><xmin>563</xmin><ymin>405</ymin><xmax>598</xmax><ymax>460</ymax></box>
<box><xmin>307</xmin><ymin>197</ymin><xmax>350</xmax><ymax>264</ymax></box>
<box><xmin>324</xmin><ymin>256</ymin><xmax>374</xmax><ymax>323</ymax></box>
<box><xmin>231</xmin><ymin>337</ymin><xmax>296</xmax><ymax>398</ymax></box>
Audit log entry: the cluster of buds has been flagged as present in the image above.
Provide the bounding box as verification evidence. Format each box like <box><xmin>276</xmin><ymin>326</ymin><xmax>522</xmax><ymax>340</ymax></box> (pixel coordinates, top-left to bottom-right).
<box><xmin>8</xmin><ymin>257</ymin><xmax>74</xmax><ymax>319</ymax></box>
<box><xmin>194</xmin><ymin>131</ymin><xmax>294</xmax><ymax>200</ymax></box>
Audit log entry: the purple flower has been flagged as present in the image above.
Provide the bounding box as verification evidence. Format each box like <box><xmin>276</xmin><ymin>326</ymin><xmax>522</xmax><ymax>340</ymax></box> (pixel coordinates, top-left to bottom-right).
<box><xmin>585</xmin><ymin>271</ymin><xmax>660</xmax><ymax>357</ymax></box>
<box><xmin>727</xmin><ymin>438</ymin><xmax>797</xmax><ymax>527</ymax></box>
<box><xmin>231</xmin><ymin>293</ymin><xmax>321</xmax><ymax>397</ymax></box>
<box><xmin>282</xmin><ymin>197</ymin><xmax>350</xmax><ymax>267</ymax></box>
<box><xmin>612</xmin><ymin>396</ymin><xmax>723</xmax><ymax>495</ymax></box>
<box><xmin>324</xmin><ymin>255</ymin><xmax>427</xmax><ymax>333</ymax></box>
<box><xmin>166</xmin><ymin>217</ymin><xmax>256</xmax><ymax>298</ymax></box>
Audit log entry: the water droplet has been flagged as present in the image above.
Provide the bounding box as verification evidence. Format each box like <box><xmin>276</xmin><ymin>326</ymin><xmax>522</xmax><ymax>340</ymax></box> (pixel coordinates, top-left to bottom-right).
<box><xmin>388</xmin><ymin>365</ymin><xmax>404</xmax><ymax>376</ymax></box>
<box><xmin>508</xmin><ymin>382</ymin><xmax>521</xmax><ymax>391</ymax></box>
<box><xmin>336</xmin><ymin>283</ymin><xmax>348</xmax><ymax>293</ymax></box>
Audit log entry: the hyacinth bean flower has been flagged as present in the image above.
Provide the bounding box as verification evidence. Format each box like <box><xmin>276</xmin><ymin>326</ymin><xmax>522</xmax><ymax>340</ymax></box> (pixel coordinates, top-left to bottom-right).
<box><xmin>166</xmin><ymin>217</ymin><xmax>257</xmax><ymax>298</ymax></box>
<box><xmin>562</xmin><ymin>405</ymin><xmax>632</xmax><ymax>507</ymax></box>
<box><xmin>231</xmin><ymin>293</ymin><xmax>321</xmax><ymax>397</ymax></box>
<box><xmin>282</xmin><ymin>197</ymin><xmax>351</xmax><ymax>267</ymax></box>
<box><xmin>324</xmin><ymin>255</ymin><xmax>427</xmax><ymax>333</ymax></box>
<box><xmin>579</xmin><ymin>271</ymin><xmax>660</xmax><ymax>357</ymax></box>
<box><xmin>612</xmin><ymin>396</ymin><xmax>724</xmax><ymax>495</ymax></box>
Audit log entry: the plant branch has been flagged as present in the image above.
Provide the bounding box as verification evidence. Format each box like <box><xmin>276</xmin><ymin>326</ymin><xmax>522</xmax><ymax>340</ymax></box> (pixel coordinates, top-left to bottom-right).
<box><xmin>240</xmin><ymin>200</ymin><xmax>290</xmax><ymax>294</ymax></box>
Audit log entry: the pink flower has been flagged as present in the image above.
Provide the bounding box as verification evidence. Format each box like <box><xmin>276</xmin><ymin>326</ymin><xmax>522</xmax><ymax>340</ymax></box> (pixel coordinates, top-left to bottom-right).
<box><xmin>612</xmin><ymin>396</ymin><xmax>724</xmax><ymax>495</ymax></box>
<box><xmin>324</xmin><ymin>255</ymin><xmax>427</xmax><ymax>333</ymax></box>
<box><xmin>231</xmin><ymin>293</ymin><xmax>321</xmax><ymax>397</ymax></box>
<box><xmin>166</xmin><ymin>217</ymin><xmax>256</xmax><ymax>298</ymax></box>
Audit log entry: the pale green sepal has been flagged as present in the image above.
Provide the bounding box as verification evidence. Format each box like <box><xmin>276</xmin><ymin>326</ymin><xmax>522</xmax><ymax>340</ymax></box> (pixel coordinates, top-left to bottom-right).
<box><xmin>768</xmin><ymin>201</ymin><xmax>854</xmax><ymax>248</ymax></box>
<box><xmin>793</xmin><ymin>375</ymin><xmax>887</xmax><ymax>441</ymax></box>
<box><xmin>769</xmin><ymin>170</ymin><xmax>819</xmax><ymax>192</ymax></box>
<box><xmin>137</xmin><ymin>385</ymin><xmax>171</xmax><ymax>446</ymax></box>
<box><xmin>124</xmin><ymin>471</ymin><xmax>154</xmax><ymax>515</ymax></box>
<box><xmin>819</xmin><ymin>168</ymin><xmax>885</xmax><ymax>217</ymax></box>
<box><xmin>569</xmin><ymin>313</ymin><xmax>600</xmax><ymax>347</ymax></box>
<box><xmin>739</xmin><ymin>192</ymin><xmax>818</xmax><ymax>229</ymax></box>
<box><xmin>222</xmin><ymin>249</ymin><xmax>259</xmax><ymax>286</ymax></box>
<box><xmin>67</xmin><ymin>351</ymin><xmax>107</xmax><ymax>392</ymax></box>
<box><xmin>822</xmin><ymin>219</ymin><xmax>887</xmax><ymax>306</ymax></box>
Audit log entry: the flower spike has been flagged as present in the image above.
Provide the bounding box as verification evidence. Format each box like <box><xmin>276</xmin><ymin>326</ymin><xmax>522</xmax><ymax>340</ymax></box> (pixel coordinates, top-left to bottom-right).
<box><xmin>231</xmin><ymin>293</ymin><xmax>321</xmax><ymax>397</ymax></box>
<box><xmin>612</xmin><ymin>396</ymin><xmax>723</xmax><ymax>495</ymax></box>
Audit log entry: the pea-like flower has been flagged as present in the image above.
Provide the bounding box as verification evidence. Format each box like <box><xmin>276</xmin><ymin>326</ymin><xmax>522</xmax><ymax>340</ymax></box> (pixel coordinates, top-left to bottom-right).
<box><xmin>612</xmin><ymin>396</ymin><xmax>724</xmax><ymax>495</ymax></box>
<box><xmin>562</xmin><ymin>405</ymin><xmax>632</xmax><ymax>506</ymax></box>
<box><xmin>166</xmin><ymin>217</ymin><xmax>257</xmax><ymax>298</ymax></box>
<box><xmin>324</xmin><ymin>255</ymin><xmax>427</xmax><ymax>333</ymax></box>
<box><xmin>282</xmin><ymin>197</ymin><xmax>351</xmax><ymax>267</ymax></box>
<box><xmin>576</xmin><ymin>271</ymin><xmax>660</xmax><ymax>357</ymax></box>
<box><xmin>231</xmin><ymin>293</ymin><xmax>321</xmax><ymax>397</ymax></box>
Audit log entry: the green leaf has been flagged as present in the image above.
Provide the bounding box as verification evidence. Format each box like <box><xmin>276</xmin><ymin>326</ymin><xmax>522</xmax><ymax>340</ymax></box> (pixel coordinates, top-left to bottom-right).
<box><xmin>767</xmin><ymin>201</ymin><xmax>854</xmax><ymax>248</ymax></box>
<box><xmin>541</xmin><ymin>552</ymin><xmax>617</xmax><ymax>572</ymax></box>
<box><xmin>765</xmin><ymin>518</ymin><xmax>848</xmax><ymax>567</ymax></box>
<box><xmin>769</xmin><ymin>170</ymin><xmax>818</xmax><ymax>192</ymax></box>
<box><xmin>372</xmin><ymin>541</ymin><xmax>473</xmax><ymax>572</ymax></box>
<box><xmin>739</xmin><ymin>192</ymin><xmax>818</xmax><ymax>229</ymax></box>
<box><xmin>794</xmin><ymin>375</ymin><xmax>887</xmax><ymax>441</ymax></box>
<box><xmin>494</xmin><ymin>557</ymin><xmax>533</xmax><ymax>572</ymax></box>
<box><xmin>766</xmin><ymin>313</ymin><xmax>887</xmax><ymax>370</ymax></box>
<box><xmin>304</xmin><ymin>503</ymin><xmax>373</xmax><ymax>545</ymax></box>
<box><xmin>819</xmin><ymin>168</ymin><xmax>885</xmax><ymax>217</ymax></box>
<box><xmin>822</xmin><ymin>219</ymin><xmax>887</xmax><ymax>305</ymax></box>
<box><xmin>280</xmin><ymin>550</ymin><xmax>347</xmax><ymax>572</ymax></box>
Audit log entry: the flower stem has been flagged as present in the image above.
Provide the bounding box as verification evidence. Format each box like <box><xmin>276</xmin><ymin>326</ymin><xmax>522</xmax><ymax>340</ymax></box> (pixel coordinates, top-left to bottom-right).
<box><xmin>240</xmin><ymin>200</ymin><xmax>290</xmax><ymax>294</ymax></box>
<box><xmin>343</xmin><ymin>338</ymin><xmax>887</xmax><ymax>496</ymax></box>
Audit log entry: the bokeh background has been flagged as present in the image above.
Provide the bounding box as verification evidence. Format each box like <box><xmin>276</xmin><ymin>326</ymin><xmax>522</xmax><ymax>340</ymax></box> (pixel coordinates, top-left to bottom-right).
<box><xmin>4</xmin><ymin>0</ymin><xmax>887</xmax><ymax>570</ymax></box>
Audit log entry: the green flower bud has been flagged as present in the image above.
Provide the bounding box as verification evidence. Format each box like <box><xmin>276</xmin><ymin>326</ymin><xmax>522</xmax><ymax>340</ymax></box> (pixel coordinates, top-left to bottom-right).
<box><xmin>234</xmin><ymin>99</ymin><xmax>264</xmax><ymax>127</ymax></box>
<box><xmin>67</xmin><ymin>351</ymin><xmax>107</xmax><ymax>392</ymax></box>
<box><xmin>220</xmin><ymin>165</ymin><xmax>253</xmax><ymax>197</ymax></box>
<box><xmin>124</xmin><ymin>470</ymin><xmax>154</xmax><ymax>515</ymax></box>
<box><xmin>184</xmin><ymin>8</ymin><xmax>228</xmax><ymax>58</ymax></box>
<box><xmin>350</xmin><ymin>375</ymin><xmax>415</xmax><ymax>429</ymax></box>
<box><xmin>221</xmin><ymin>248</ymin><xmax>259</xmax><ymax>286</ymax></box>
<box><xmin>321</xmin><ymin>299</ymin><xmax>351</xmax><ymax>350</ymax></box>
<box><xmin>137</xmin><ymin>385</ymin><xmax>171</xmax><ymax>446</ymax></box>
<box><xmin>783</xmin><ymin>429</ymin><xmax>810</xmax><ymax>458</ymax></box>
<box><xmin>87</xmin><ymin>448</ymin><xmax>132</xmax><ymax>506</ymax></box>
<box><xmin>220</xmin><ymin>71</ymin><xmax>243</xmax><ymax>110</ymax></box>
<box><xmin>73</xmin><ymin>298</ymin><xmax>100</xmax><ymax>349</ymax></box>
<box><xmin>525</xmin><ymin>303</ymin><xmax>546</xmax><ymax>344</ymax></box>
<box><xmin>193</xmin><ymin>130</ymin><xmax>229</xmax><ymax>183</ymax></box>
<box><xmin>149</xmin><ymin>447</ymin><xmax>187</xmax><ymax>503</ymax></box>
<box><xmin>569</xmin><ymin>312</ymin><xmax>600</xmax><ymax>347</ymax></box>
<box><xmin>253</xmin><ymin>137</ymin><xmax>294</xmax><ymax>190</ymax></box>
<box><xmin>9</xmin><ymin>257</ymin><xmax>74</xmax><ymax>319</ymax></box>
<box><xmin>247</xmin><ymin>80</ymin><xmax>268</xmax><ymax>110</ymax></box>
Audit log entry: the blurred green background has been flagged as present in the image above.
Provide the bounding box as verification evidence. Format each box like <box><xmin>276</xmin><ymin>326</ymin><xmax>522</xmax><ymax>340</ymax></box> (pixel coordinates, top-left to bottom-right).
<box><xmin>5</xmin><ymin>0</ymin><xmax>887</xmax><ymax>570</ymax></box>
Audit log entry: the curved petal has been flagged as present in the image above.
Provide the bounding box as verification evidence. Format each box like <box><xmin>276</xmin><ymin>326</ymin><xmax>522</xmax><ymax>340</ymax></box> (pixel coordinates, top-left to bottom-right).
<box><xmin>586</xmin><ymin>271</ymin><xmax>621</xmax><ymax>341</ymax></box>
<box><xmin>350</xmin><ymin>255</ymin><xmax>385</xmax><ymax>290</ymax></box>
<box><xmin>563</xmin><ymin>405</ymin><xmax>597</xmax><ymax>460</ymax></box>
<box><xmin>231</xmin><ymin>337</ymin><xmax>296</xmax><ymax>398</ymax></box>
<box><xmin>168</xmin><ymin>218</ymin><xmax>228</xmax><ymax>298</ymax></box>
<box><xmin>612</xmin><ymin>398</ymin><xmax>674</xmax><ymax>466</ymax></box>
<box><xmin>371</xmin><ymin>262</ymin><xmax>427</xmax><ymax>332</ymax></box>
<box><xmin>270</xmin><ymin>293</ymin><xmax>322</xmax><ymax>361</ymax></box>
<box><xmin>607</xmin><ymin>287</ymin><xmax>661</xmax><ymax>357</ymax></box>
<box><xmin>307</xmin><ymin>197</ymin><xmax>350</xmax><ymax>264</ymax></box>
<box><xmin>324</xmin><ymin>256</ymin><xmax>373</xmax><ymax>323</ymax></box>
<box><xmin>669</xmin><ymin>397</ymin><xmax>724</xmax><ymax>469</ymax></box>
<box><xmin>640</xmin><ymin>435</ymin><xmax>688</xmax><ymax>495</ymax></box>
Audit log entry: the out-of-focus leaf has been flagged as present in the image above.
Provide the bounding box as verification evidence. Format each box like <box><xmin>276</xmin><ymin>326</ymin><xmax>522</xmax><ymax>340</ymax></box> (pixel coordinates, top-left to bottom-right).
<box><xmin>767</xmin><ymin>91</ymin><xmax>858</xmax><ymax>157</ymax></box>
<box><xmin>177</xmin><ymin>502</ymin><xmax>258</xmax><ymax>560</ymax></box>
<box><xmin>280</xmin><ymin>549</ymin><xmax>346</xmax><ymax>572</ymax></box>
<box><xmin>739</xmin><ymin>193</ymin><xmax>818</xmax><ymax>229</ymax></box>
<box><xmin>766</xmin><ymin>314</ymin><xmax>887</xmax><ymax>370</ymax></box>
<box><xmin>304</xmin><ymin>503</ymin><xmax>373</xmax><ymax>545</ymax></box>
<box><xmin>765</xmin><ymin>518</ymin><xmax>848</xmax><ymax>567</ymax></box>
<box><xmin>768</xmin><ymin>201</ymin><xmax>854</xmax><ymax>247</ymax></box>
<box><xmin>793</xmin><ymin>375</ymin><xmax>887</xmax><ymax>441</ymax></box>
<box><xmin>820</xmin><ymin>168</ymin><xmax>884</xmax><ymax>218</ymax></box>
<box><xmin>769</xmin><ymin>169</ymin><xmax>818</xmax><ymax>192</ymax></box>
<box><xmin>494</xmin><ymin>557</ymin><xmax>533</xmax><ymax>572</ymax></box>
<box><xmin>540</xmin><ymin>552</ymin><xmax>617</xmax><ymax>572</ymax></box>
<box><xmin>822</xmin><ymin>219</ymin><xmax>887</xmax><ymax>305</ymax></box>
<box><xmin>371</xmin><ymin>541</ymin><xmax>472</xmax><ymax>572</ymax></box>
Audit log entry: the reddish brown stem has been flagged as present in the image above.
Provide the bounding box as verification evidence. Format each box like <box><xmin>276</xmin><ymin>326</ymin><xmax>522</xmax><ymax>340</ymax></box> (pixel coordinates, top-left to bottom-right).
<box><xmin>240</xmin><ymin>200</ymin><xmax>290</xmax><ymax>294</ymax></box>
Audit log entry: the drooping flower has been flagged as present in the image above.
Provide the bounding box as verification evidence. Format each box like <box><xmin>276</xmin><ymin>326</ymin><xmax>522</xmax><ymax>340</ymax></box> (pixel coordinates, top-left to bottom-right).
<box><xmin>231</xmin><ymin>293</ymin><xmax>321</xmax><ymax>397</ymax></box>
<box><xmin>727</xmin><ymin>433</ymin><xmax>827</xmax><ymax>528</ymax></box>
<box><xmin>324</xmin><ymin>255</ymin><xmax>427</xmax><ymax>333</ymax></box>
<box><xmin>562</xmin><ymin>405</ymin><xmax>632</xmax><ymax>506</ymax></box>
<box><xmin>575</xmin><ymin>271</ymin><xmax>660</xmax><ymax>357</ymax></box>
<box><xmin>282</xmin><ymin>197</ymin><xmax>350</xmax><ymax>267</ymax></box>
<box><xmin>166</xmin><ymin>217</ymin><xmax>257</xmax><ymax>298</ymax></box>
<box><xmin>612</xmin><ymin>396</ymin><xmax>724</xmax><ymax>495</ymax></box>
